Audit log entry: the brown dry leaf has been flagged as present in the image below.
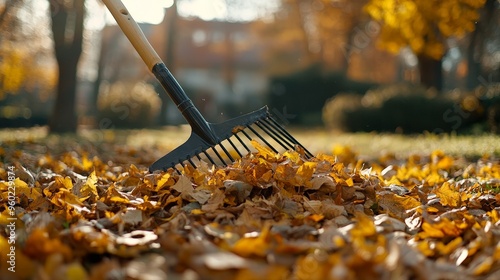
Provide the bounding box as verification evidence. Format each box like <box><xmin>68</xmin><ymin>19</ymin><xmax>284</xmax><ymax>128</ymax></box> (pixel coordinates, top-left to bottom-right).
<box><xmin>224</xmin><ymin>180</ymin><xmax>253</xmax><ymax>203</ymax></box>
<box><xmin>377</xmin><ymin>192</ymin><xmax>421</xmax><ymax>219</ymax></box>
<box><xmin>202</xmin><ymin>188</ymin><xmax>225</xmax><ymax>212</ymax></box>
<box><xmin>171</xmin><ymin>175</ymin><xmax>194</xmax><ymax>200</ymax></box>
<box><xmin>10</xmin><ymin>178</ymin><xmax>42</xmax><ymax>201</ymax></box>
<box><xmin>4</xmin><ymin>135</ymin><xmax>500</xmax><ymax>279</ymax></box>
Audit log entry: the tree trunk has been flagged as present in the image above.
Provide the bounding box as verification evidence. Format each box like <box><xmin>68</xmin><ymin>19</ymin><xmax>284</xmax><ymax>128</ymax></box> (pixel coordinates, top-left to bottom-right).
<box><xmin>48</xmin><ymin>0</ymin><xmax>84</xmax><ymax>133</ymax></box>
<box><xmin>466</xmin><ymin>28</ymin><xmax>482</xmax><ymax>90</ymax></box>
<box><xmin>158</xmin><ymin>1</ymin><xmax>178</xmax><ymax>125</ymax></box>
<box><xmin>466</xmin><ymin>0</ymin><xmax>495</xmax><ymax>90</ymax></box>
<box><xmin>417</xmin><ymin>54</ymin><xmax>443</xmax><ymax>91</ymax></box>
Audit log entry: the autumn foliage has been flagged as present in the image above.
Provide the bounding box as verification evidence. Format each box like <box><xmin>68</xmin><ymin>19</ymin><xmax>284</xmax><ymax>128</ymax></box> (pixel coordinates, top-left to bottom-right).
<box><xmin>364</xmin><ymin>0</ymin><xmax>487</xmax><ymax>59</ymax></box>
<box><xmin>1</xmin><ymin>138</ymin><xmax>500</xmax><ymax>279</ymax></box>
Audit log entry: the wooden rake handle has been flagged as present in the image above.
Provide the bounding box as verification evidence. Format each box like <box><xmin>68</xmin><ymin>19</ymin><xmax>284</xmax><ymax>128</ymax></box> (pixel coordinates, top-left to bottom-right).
<box><xmin>102</xmin><ymin>0</ymin><xmax>163</xmax><ymax>70</ymax></box>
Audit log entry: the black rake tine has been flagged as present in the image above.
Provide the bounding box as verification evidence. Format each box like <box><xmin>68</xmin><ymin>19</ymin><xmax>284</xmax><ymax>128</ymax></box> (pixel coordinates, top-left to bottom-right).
<box><xmin>203</xmin><ymin>151</ymin><xmax>216</xmax><ymax>165</ymax></box>
<box><xmin>267</xmin><ymin>116</ymin><xmax>314</xmax><ymax>157</ymax></box>
<box><xmin>211</xmin><ymin>146</ymin><xmax>227</xmax><ymax>166</ymax></box>
<box><xmin>266</xmin><ymin>116</ymin><xmax>301</xmax><ymax>145</ymax></box>
<box><xmin>260</xmin><ymin>119</ymin><xmax>296</xmax><ymax>150</ymax></box>
<box><xmin>174</xmin><ymin>163</ymin><xmax>182</xmax><ymax>175</ymax></box>
<box><xmin>196</xmin><ymin>154</ymin><xmax>202</xmax><ymax>161</ymax></box>
<box><xmin>188</xmin><ymin>158</ymin><xmax>196</xmax><ymax>168</ymax></box>
<box><xmin>256</xmin><ymin>120</ymin><xmax>294</xmax><ymax>151</ymax></box>
<box><xmin>247</xmin><ymin>125</ymin><xmax>279</xmax><ymax>154</ymax></box>
<box><xmin>218</xmin><ymin>142</ymin><xmax>235</xmax><ymax>162</ymax></box>
<box><xmin>233</xmin><ymin>133</ymin><xmax>251</xmax><ymax>153</ymax></box>
<box><xmin>227</xmin><ymin>138</ymin><xmax>243</xmax><ymax>158</ymax></box>
<box><xmin>240</xmin><ymin>129</ymin><xmax>253</xmax><ymax>141</ymax></box>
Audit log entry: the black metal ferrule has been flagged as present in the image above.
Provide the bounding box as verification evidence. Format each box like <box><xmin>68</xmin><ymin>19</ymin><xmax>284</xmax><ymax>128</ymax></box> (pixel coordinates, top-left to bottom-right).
<box><xmin>152</xmin><ymin>63</ymin><xmax>219</xmax><ymax>144</ymax></box>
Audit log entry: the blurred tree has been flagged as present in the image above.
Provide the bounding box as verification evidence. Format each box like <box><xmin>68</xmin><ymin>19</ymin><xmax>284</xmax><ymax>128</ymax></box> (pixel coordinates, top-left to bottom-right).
<box><xmin>364</xmin><ymin>0</ymin><xmax>487</xmax><ymax>91</ymax></box>
<box><xmin>48</xmin><ymin>0</ymin><xmax>85</xmax><ymax>133</ymax></box>
<box><xmin>159</xmin><ymin>0</ymin><xmax>179</xmax><ymax>125</ymax></box>
<box><xmin>253</xmin><ymin>0</ymin><xmax>370</xmax><ymax>75</ymax></box>
<box><xmin>466</xmin><ymin>0</ymin><xmax>498</xmax><ymax>90</ymax></box>
<box><xmin>0</xmin><ymin>0</ymin><xmax>56</xmax><ymax>103</ymax></box>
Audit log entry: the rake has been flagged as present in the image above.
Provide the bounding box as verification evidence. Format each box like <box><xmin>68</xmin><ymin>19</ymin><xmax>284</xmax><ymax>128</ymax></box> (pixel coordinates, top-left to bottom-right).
<box><xmin>103</xmin><ymin>0</ymin><xmax>312</xmax><ymax>172</ymax></box>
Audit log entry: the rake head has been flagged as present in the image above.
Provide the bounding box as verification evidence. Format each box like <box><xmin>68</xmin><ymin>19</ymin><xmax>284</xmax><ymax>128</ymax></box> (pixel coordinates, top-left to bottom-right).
<box><xmin>149</xmin><ymin>106</ymin><xmax>313</xmax><ymax>172</ymax></box>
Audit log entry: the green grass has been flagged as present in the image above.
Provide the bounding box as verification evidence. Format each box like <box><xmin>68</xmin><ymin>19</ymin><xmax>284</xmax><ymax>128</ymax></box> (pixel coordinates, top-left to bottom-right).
<box><xmin>1</xmin><ymin>126</ymin><xmax>500</xmax><ymax>160</ymax></box>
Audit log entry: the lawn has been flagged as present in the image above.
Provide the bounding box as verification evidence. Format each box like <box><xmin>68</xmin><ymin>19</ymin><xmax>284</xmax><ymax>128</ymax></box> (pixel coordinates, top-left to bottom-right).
<box><xmin>2</xmin><ymin>126</ymin><xmax>500</xmax><ymax>158</ymax></box>
<box><xmin>1</xmin><ymin>127</ymin><xmax>500</xmax><ymax>279</ymax></box>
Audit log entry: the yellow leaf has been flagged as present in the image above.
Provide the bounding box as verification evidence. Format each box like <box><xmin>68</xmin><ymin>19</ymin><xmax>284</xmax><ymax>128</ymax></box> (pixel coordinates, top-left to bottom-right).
<box><xmin>232</xmin><ymin>225</ymin><xmax>272</xmax><ymax>257</ymax></box>
<box><xmin>191</xmin><ymin>209</ymin><xmax>204</xmax><ymax>215</ymax></box>
<box><xmin>487</xmin><ymin>210</ymin><xmax>499</xmax><ymax>223</ymax></box>
<box><xmin>80</xmin><ymin>171</ymin><xmax>98</xmax><ymax>198</ymax></box>
<box><xmin>332</xmin><ymin>145</ymin><xmax>357</xmax><ymax>164</ymax></box>
<box><xmin>307</xmin><ymin>214</ymin><xmax>324</xmax><ymax>223</ymax></box>
<box><xmin>51</xmin><ymin>189</ymin><xmax>89</xmax><ymax>218</ymax></box>
<box><xmin>15</xmin><ymin>178</ymin><xmax>42</xmax><ymax>200</ymax></box>
<box><xmin>251</xmin><ymin>140</ymin><xmax>277</xmax><ymax>160</ymax></box>
<box><xmin>345</xmin><ymin>177</ymin><xmax>354</xmax><ymax>187</ymax></box>
<box><xmin>293</xmin><ymin>253</ymin><xmax>327</xmax><ymax>280</ymax></box>
<box><xmin>81</xmin><ymin>154</ymin><xmax>93</xmax><ymax>172</ymax></box>
<box><xmin>436</xmin><ymin>237</ymin><xmax>462</xmax><ymax>255</ymax></box>
<box><xmin>57</xmin><ymin>176</ymin><xmax>74</xmax><ymax>190</ymax></box>
<box><xmin>426</xmin><ymin>206</ymin><xmax>440</xmax><ymax>213</ymax></box>
<box><xmin>65</xmin><ymin>262</ymin><xmax>89</xmax><ymax>280</ymax></box>
<box><xmin>236</xmin><ymin>265</ymin><xmax>289</xmax><ymax>280</ymax></box>
<box><xmin>421</xmin><ymin>222</ymin><xmax>445</xmax><ymax>238</ymax></box>
<box><xmin>435</xmin><ymin>182</ymin><xmax>461</xmax><ymax>207</ymax></box>
<box><xmin>432</xmin><ymin>150</ymin><xmax>454</xmax><ymax>170</ymax></box>
<box><xmin>472</xmin><ymin>256</ymin><xmax>493</xmax><ymax>275</ymax></box>
<box><xmin>351</xmin><ymin>213</ymin><xmax>376</xmax><ymax>237</ymax></box>
<box><xmin>261</xmin><ymin>170</ymin><xmax>273</xmax><ymax>182</ymax></box>
<box><xmin>23</xmin><ymin>228</ymin><xmax>72</xmax><ymax>260</ymax></box>
<box><xmin>283</xmin><ymin>150</ymin><xmax>301</xmax><ymax>164</ymax></box>
<box><xmin>416</xmin><ymin>240</ymin><xmax>434</xmax><ymax>257</ymax></box>
<box><xmin>296</xmin><ymin>162</ymin><xmax>316</xmax><ymax>184</ymax></box>
<box><xmin>494</xmin><ymin>243</ymin><xmax>500</xmax><ymax>260</ymax></box>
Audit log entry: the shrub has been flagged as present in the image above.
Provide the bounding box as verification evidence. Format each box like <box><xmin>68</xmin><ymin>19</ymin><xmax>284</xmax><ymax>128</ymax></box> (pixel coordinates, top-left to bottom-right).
<box><xmin>97</xmin><ymin>81</ymin><xmax>161</xmax><ymax>128</ymax></box>
<box><xmin>473</xmin><ymin>83</ymin><xmax>500</xmax><ymax>133</ymax></box>
<box><xmin>269</xmin><ymin>64</ymin><xmax>377</xmax><ymax>125</ymax></box>
<box><xmin>322</xmin><ymin>83</ymin><xmax>459</xmax><ymax>133</ymax></box>
<box><xmin>322</xmin><ymin>93</ymin><xmax>363</xmax><ymax>131</ymax></box>
<box><xmin>361</xmin><ymin>82</ymin><xmax>435</xmax><ymax>108</ymax></box>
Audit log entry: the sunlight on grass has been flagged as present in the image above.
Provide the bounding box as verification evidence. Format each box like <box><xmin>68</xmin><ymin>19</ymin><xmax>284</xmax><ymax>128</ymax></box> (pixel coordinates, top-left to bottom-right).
<box><xmin>1</xmin><ymin>127</ymin><xmax>499</xmax><ymax>159</ymax></box>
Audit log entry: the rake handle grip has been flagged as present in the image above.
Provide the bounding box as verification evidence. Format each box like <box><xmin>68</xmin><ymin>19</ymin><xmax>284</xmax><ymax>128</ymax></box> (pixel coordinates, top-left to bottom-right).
<box><xmin>102</xmin><ymin>0</ymin><xmax>162</xmax><ymax>69</ymax></box>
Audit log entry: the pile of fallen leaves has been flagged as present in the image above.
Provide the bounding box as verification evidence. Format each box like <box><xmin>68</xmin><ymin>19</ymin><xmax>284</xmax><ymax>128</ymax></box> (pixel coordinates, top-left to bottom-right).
<box><xmin>1</xmin><ymin>139</ymin><xmax>500</xmax><ymax>280</ymax></box>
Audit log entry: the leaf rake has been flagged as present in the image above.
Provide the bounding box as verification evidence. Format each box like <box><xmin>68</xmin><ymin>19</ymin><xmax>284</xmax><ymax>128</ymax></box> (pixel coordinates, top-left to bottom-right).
<box><xmin>103</xmin><ymin>0</ymin><xmax>312</xmax><ymax>172</ymax></box>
